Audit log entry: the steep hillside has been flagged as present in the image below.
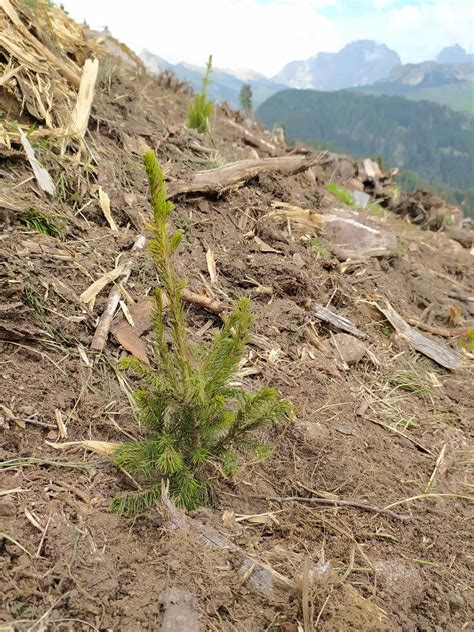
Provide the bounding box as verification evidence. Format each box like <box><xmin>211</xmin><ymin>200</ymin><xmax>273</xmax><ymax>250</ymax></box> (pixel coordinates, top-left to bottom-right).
<box><xmin>273</xmin><ymin>40</ymin><xmax>401</xmax><ymax>90</ymax></box>
<box><xmin>257</xmin><ymin>89</ymin><xmax>474</xmax><ymax>215</ymax></box>
<box><xmin>1</xmin><ymin>3</ymin><xmax>473</xmax><ymax>631</ymax></box>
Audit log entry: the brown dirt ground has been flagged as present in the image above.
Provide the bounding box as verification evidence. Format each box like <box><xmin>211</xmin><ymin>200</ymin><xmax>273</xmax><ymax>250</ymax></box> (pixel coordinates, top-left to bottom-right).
<box><xmin>1</xmin><ymin>67</ymin><xmax>473</xmax><ymax>631</ymax></box>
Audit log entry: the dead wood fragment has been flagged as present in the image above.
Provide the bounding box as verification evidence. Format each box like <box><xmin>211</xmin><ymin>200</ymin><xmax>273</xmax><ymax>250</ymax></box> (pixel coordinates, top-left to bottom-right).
<box><xmin>160</xmin><ymin>588</ymin><xmax>199</xmax><ymax>632</ymax></box>
<box><xmin>269</xmin><ymin>201</ymin><xmax>325</xmax><ymax>233</ymax></box>
<box><xmin>90</xmin><ymin>235</ymin><xmax>146</xmax><ymax>351</ymax></box>
<box><xmin>405</xmin><ymin>317</ymin><xmax>468</xmax><ymax>339</ymax></box>
<box><xmin>167</xmin><ymin>154</ymin><xmax>324</xmax><ymax>198</ymax></box>
<box><xmin>254</xmin><ymin>496</ymin><xmax>410</xmax><ymax>522</ymax></box>
<box><xmin>314</xmin><ymin>304</ymin><xmax>367</xmax><ymax>339</ymax></box>
<box><xmin>363</xmin><ymin>296</ymin><xmax>460</xmax><ymax>370</ymax></box>
<box><xmin>110</xmin><ymin>290</ymin><xmax>226</xmax><ymax>361</ymax></box>
<box><xmin>225</xmin><ymin>118</ymin><xmax>278</xmax><ymax>156</ymax></box>
<box><xmin>181</xmin><ymin>288</ymin><xmax>225</xmax><ymax>314</ymax></box>
<box><xmin>0</xmin><ymin>0</ymin><xmax>81</xmax><ymax>89</ymax></box>
<box><xmin>18</xmin><ymin>128</ymin><xmax>55</xmax><ymax>195</ymax></box>
<box><xmin>161</xmin><ymin>483</ymin><xmax>296</xmax><ymax>601</ymax></box>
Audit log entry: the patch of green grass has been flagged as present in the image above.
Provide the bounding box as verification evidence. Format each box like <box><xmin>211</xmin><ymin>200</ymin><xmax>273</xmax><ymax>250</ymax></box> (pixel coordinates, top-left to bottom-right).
<box><xmin>459</xmin><ymin>328</ymin><xmax>474</xmax><ymax>352</ymax></box>
<box><xmin>310</xmin><ymin>236</ymin><xmax>328</xmax><ymax>257</ymax></box>
<box><xmin>389</xmin><ymin>370</ymin><xmax>432</xmax><ymax>397</ymax></box>
<box><xmin>22</xmin><ymin>208</ymin><xmax>64</xmax><ymax>238</ymax></box>
<box><xmin>367</xmin><ymin>202</ymin><xmax>384</xmax><ymax>216</ymax></box>
<box><xmin>325</xmin><ymin>182</ymin><xmax>355</xmax><ymax>207</ymax></box>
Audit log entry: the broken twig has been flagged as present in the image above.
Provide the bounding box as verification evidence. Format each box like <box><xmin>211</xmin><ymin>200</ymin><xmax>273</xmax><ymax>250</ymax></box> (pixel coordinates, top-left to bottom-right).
<box><xmin>253</xmin><ymin>495</ymin><xmax>411</xmax><ymax>522</ymax></box>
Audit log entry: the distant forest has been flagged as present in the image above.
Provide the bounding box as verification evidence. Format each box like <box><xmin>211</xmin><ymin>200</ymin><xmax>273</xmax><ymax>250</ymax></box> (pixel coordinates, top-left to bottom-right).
<box><xmin>257</xmin><ymin>89</ymin><xmax>474</xmax><ymax>218</ymax></box>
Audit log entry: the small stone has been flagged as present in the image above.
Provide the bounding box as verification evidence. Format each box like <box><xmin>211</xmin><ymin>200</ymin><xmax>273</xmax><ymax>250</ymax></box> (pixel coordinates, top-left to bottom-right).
<box><xmin>448</xmin><ymin>592</ymin><xmax>464</xmax><ymax>611</ymax></box>
<box><xmin>295</xmin><ymin>420</ymin><xmax>330</xmax><ymax>443</ymax></box>
<box><xmin>0</xmin><ymin>496</ymin><xmax>17</xmax><ymax>517</ymax></box>
<box><xmin>292</xmin><ymin>253</ymin><xmax>305</xmax><ymax>268</ymax></box>
<box><xmin>332</xmin><ymin>333</ymin><xmax>367</xmax><ymax>365</ymax></box>
<box><xmin>20</xmin><ymin>405</ymin><xmax>35</xmax><ymax>416</ymax></box>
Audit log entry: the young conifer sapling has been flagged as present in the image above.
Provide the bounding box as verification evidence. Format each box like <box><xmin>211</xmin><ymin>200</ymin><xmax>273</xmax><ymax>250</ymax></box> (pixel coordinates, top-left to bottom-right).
<box><xmin>186</xmin><ymin>54</ymin><xmax>214</xmax><ymax>133</ymax></box>
<box><xmin>111</xmin><ymin>151</ymin><xmax>292</xmax><ymax>513</ymax></box>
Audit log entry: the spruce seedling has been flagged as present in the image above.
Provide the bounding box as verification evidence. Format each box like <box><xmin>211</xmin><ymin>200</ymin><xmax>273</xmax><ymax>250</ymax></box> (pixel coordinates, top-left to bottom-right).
<box><xmin>111</xmin><ymin>151</ymin><xmax>292</xmax><ymax>513</ymax></box>
<box><xmin>187</xmin><ymin>55</ymin><xmax>214</xmax><ymax>133</ymax></box>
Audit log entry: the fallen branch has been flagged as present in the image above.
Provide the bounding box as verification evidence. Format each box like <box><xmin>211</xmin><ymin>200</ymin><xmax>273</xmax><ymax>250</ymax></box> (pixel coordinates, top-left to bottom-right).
<box><xmin>161</xmin><ymin>482</ymin><xmax>296</xmax><ymax>600</ymax></box>
<box><xmin>181</xmin><ymin>288</ymin><xmax>225</xmax><ymax>314</ymax></box>
<box><xmin>225</xmin><ymin>118</ymin><xmax>278</xmax><ymax>156</ymax></box>
<box><xmin>167</xmin><ymin>154</ymin><xmax>324</xmax><ymax>198</ymax></box>
<box><xmin>90</xmin><ymin>235</ymin><xmax>146</xmax><ymax>351</ymax></box>
<box><xmin>254</xmin><ymin>495</ymin><xmax>410</xmax><ymax>522</ymax></box>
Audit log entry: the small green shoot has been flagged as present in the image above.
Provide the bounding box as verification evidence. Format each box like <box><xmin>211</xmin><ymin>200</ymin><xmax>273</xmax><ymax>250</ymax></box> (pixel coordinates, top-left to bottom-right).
<box><xmin>389</xmin><ymin>370</ymin><xmax>432</xmax><ymax>397</ymax></box>
<box><xmin>22</xmin><ymin>208</ymin><xmax>64</xmax><ymax>238</ymax></box>
<box><xmin>459</xmin><ymin>328</ymin><xmax>474</xmax><ymax>352</ymax></box>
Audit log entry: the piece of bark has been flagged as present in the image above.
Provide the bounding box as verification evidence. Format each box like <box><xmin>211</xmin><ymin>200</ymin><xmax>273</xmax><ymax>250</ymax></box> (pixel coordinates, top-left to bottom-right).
<box><xmin>225</xmin><ymin>119</ymin><xmax>278</xmax><ymax>156</ymax></box>
<box><xmin>167</xmin><ymin>155</ymin><xmax>323</xmax><ymax>198</ymax></box>
<box><xmin>160</xmin><ymin>588</ymin><xmax>199</xmax><ymax>632</ymax></box>
<box><xmin>364</xmin><ymin>297</ymin><xmax>460</xmax><ymax>370</ymax></box>
<box><xmin>314</xmin><ymin>304</ymin><xmax>367</xmax><ymax>339</ymax></box>
<box><xmin>111</xmin><ymin>291</ymin><xmax>226</xmax><ymax>361</ymax></box>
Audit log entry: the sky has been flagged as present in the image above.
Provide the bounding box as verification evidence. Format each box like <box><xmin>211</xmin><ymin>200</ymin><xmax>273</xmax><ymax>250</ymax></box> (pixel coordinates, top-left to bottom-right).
<box><xmin>60</xmin><ymin>0</ymin><xmax>474</xmax><ymax>76</ymax></box>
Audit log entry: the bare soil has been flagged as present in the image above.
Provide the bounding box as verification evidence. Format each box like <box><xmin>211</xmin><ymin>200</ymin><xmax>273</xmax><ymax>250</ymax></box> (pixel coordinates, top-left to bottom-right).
<box><xmin>1</xmin><ymin>68</ymin><xmax>473</xmax><ymax>631</ymax></box>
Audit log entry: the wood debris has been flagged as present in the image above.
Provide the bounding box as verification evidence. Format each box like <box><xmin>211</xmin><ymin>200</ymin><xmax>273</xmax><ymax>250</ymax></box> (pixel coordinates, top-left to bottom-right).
<box><xmin>167</xmin><ymin>154</ymin><xmax>325</xmax><ymax>198</ymax></box>
<box><xmin>314</xmin><ymin>304</ymin><xmax>367</xmax><ymax>339</ymax></box>
<box><xmin>363</xmin><ymin>296</ymin><xmax>460</xmax><ymax>370</ymax></box>
<box><xmin>17</xmin><ymin>128</ymin><xmax>55</xmax><ymax>195</ymax></box>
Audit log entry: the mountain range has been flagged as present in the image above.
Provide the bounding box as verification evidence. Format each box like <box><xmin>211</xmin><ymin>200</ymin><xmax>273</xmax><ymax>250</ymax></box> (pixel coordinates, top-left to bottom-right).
<box><xmin>140</xmin><ymin>41</ymin><xmax>473</xmax><ymax>113</ymax></box>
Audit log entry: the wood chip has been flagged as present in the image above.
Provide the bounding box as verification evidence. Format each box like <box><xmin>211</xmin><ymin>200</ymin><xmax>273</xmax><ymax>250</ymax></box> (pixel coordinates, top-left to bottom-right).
<box><xmin>206</xmin><ymin>248</ymin><xmax>218</xmax><ymax>284</ymax></box>
<box><xmin>98</xmin><ymin>187</ymin><xmax>118</xmax><ymax>232</ymax></box>
<box><xmin>45</xmin><ymin>440</ymin><xmax>120</xmax><ymax>455</ymax></box>
<box><xmin>18</xmin><ymin>128</ymin><xmax>55</xmax><ymax>195</ymax></box>
<box><xmin>54</xmin><ymin>409</ymin><xmax>67</xmax><ymax>439</ymax></box>
<box><xmin>313</xmin><ymin>304</ymin><xmax>367</xmax><ymax>339</ymax></box>
<box><xmin>80</xmin><ymin>263</ymin><xmax>127</xmax><ymax>305</ymax></box>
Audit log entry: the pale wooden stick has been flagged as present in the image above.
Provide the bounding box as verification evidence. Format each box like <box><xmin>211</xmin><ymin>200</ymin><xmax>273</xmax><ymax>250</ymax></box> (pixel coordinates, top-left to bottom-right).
<box><xmin>90</xmin><ymin>235</ymin><xmax>145</xmax><ymax>351</ymax></box>
<box><xmin>253</xmin><ymin>495</ymin><xmax>411</xmax><ymax>522</ymax></box>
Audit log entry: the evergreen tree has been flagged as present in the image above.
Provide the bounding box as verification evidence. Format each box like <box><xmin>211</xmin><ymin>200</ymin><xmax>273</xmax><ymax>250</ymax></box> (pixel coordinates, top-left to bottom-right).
<box><xmin>111</xmin><ymin>151</ymin><xmax>293</xmax><ymax>514</ymax></box>
<box><xmin>239</xmin><ymin>84</ymin><xmax>253</xmax><ymax>117</ymax></box>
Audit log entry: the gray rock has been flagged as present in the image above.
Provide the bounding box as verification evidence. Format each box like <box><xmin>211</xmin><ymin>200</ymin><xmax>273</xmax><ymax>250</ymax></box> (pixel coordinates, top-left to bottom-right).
<box><xmin>332</xmin><ymin>333</ymin><xmax>367</xmax><ymax>365</ymax></box>
<box><xmin>323</xmin><ymin>208</ymin><xmax>397</xmax><ymax>259</ymax></box>
<box><xmin>352</xmin><ymin>190</ymin><xmax>370</xmax><ymax>209</ymax></box>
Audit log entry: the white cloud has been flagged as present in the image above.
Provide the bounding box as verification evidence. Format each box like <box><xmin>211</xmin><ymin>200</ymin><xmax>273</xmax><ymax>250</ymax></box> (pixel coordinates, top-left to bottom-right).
<box><xmin>60</xmin><ymin>0</ymin><xmax>474</xmax><ymax>74</ymax></box>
